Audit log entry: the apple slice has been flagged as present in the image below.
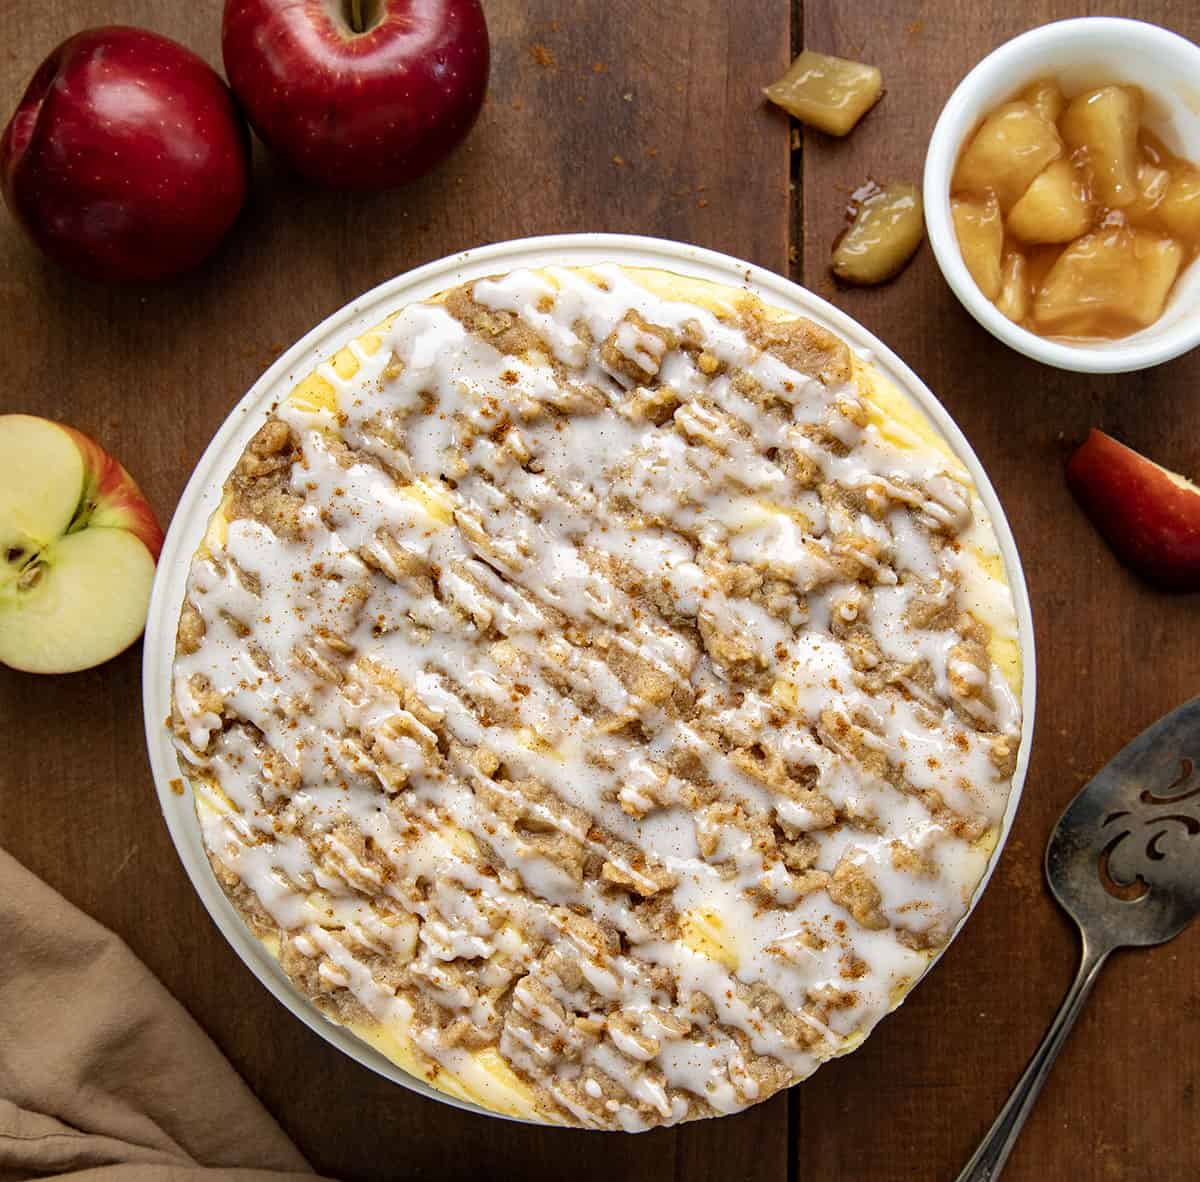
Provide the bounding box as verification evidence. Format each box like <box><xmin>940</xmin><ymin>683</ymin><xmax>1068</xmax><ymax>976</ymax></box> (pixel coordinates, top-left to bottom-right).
<box><xmin>1066</xmin><ymin>428</ymin><xmax>1200</xmax><ymax>592</ymax></box>
<box><xmin>0</xmin><ymin>415</ymin><xmax>163</xmax><ymax>672</ymax></box>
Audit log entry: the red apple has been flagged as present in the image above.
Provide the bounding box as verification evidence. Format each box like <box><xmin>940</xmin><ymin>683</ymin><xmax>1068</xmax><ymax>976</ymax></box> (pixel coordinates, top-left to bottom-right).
<box><xmin>0</xmin><ymin>27</ymin><xmax>250</xmax><ymax>283</ymax></box>
<box><xmin>222</xmin><ymin>0</ymin><xmax>489</xmax><ymax>190</ymax></box>
<box><xmin>1066</xmin><ymin>428</ymin><xmax>1200</xmax><ymax>592</ymax></box>
<box><xmin>0</xmin><ymin>415</ymin><xmax>164</xmax><ymax>673</ymax></box>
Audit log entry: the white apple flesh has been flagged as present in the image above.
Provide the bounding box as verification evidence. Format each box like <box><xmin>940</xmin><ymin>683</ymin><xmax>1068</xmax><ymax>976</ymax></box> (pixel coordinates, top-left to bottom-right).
<box><xmin>0</xmin><ymin>415</ymin><xmax>163</xmax><ymax>673</ymax></box>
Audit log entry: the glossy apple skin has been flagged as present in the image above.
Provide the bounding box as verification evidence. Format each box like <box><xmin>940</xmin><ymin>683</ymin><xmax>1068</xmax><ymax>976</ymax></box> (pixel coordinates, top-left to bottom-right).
<box><xmin>1066</xmin><ymin>428</ymin><xmax>1200</xmax><ymax>592</ymax></box>
<box><xmin>223</xmin><ymin>0</ymin><xmax>488</xmax><ymax>190</ymax></box>
<box><xmin>0</xmin><ymin>27</ymin><xmax>250</xmax><ymax>283</ymax></box>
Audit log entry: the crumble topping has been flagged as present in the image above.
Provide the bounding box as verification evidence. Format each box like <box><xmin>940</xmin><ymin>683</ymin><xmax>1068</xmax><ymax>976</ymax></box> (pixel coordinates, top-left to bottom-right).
<box><xmin>170</xmin><ymin>265</ymin><xmax>1021</xmax><ymax>1130</ymax></box>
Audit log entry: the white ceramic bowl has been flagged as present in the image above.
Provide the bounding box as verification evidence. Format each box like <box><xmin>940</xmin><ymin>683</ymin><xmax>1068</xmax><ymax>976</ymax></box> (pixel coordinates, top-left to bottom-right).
<box><xmin>924</xmin><ymin>17</ymin><xmax>1200</xmax><ymax>374</ymax></box>
<box><xmin>143</xmin><ymin>233</ymin><xmax>1037</xmax><ymax>1121</ymax></box>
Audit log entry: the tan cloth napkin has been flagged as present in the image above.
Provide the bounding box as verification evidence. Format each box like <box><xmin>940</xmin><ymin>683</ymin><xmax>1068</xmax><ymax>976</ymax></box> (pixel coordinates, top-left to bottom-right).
<box><xmin>0</xmin><ymin>848</ymin><xmax>327</xmax><ymax>1181</ymax></box>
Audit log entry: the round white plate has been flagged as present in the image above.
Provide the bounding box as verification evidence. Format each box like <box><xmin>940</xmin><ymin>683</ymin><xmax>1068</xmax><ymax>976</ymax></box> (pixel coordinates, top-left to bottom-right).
<box><xmin>143</xmin><ymin>233</ymin><xmax>1038</xmax><ymax>1123</ymax></box>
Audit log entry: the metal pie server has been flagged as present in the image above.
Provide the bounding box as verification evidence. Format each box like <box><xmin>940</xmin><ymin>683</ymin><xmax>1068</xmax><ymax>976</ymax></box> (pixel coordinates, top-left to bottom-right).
<box><xmin>958</xmin><ymin>696</ymin><xmax>1200</xmax><ymax>1182</ymax></box>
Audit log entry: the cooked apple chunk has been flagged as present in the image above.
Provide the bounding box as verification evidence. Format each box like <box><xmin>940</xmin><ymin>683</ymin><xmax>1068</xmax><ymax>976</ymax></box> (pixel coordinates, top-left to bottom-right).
<box><xmin>952</xmin><ymin>74</ymin><xmax>1198</xmax><ymax>340</ymax></box>
<box><xmin>1007</xmin><ymin>159</ymin><xmax>1093</xmax><ymax>243</ymax></box>
<box><xmin>1060</xmin><ymin>85</ymin><xmax>1142</xmax><ymax>208</ymax></box>
<box><xmin>1131</xmin><ymin>233</ymin><xmax>1187</xmax><ymax>325</ymax></box>
<box><xmin>765</xmin><ymin>50</ymin><xmax>883</xmax><ymax>136</ymax></box>
<box><xmin>832</xmin><ymin>182</ymin><xmax>924</xmax><ymax>284</ymax></box>
<box><xmin>1033</xmin><ymin>228</ymin><xmax>1183</xmax><ymax>334</ymax></box>
<box><xmin>951</xmin><ymin>193</ymin><xmax>1003</xmax><ymax>300</ymax></box>
<box><xmin>1160</xmin><ymin>168</ymin><xmax>1200</xmax><ymax>242</ymax></box>
<box><xmin>1124</xmin><ymin>160</ymin><xmax>1171</xmax><ymax>224</ymax></box>
<box><xmin>1022</xmin><ymin>77</ymin><xmax>1066</xmax><ymax>125</ymax></box>
<box><xmin>994</xmin><ymin>253</ymin><xmax>1030</xmax><ymax>323</ymax></box>
<box><xmin>953</xmin><ymin>101</ymin><xmax>1063</xmax><ymax>210</ymax></box>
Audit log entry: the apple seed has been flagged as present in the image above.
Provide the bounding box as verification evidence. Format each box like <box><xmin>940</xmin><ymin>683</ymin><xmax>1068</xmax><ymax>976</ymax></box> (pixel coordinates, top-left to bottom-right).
<box><xmin>17</xmin><ymin>560</ymin><xmax>45</xmax><ymax>592</ymax></box>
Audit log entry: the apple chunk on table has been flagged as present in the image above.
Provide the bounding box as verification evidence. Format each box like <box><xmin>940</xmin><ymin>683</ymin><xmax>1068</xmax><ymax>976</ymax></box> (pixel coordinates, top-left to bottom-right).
<box><xmin>0</xmin><ymin>415</ymin><xmax>163</xmax><ymax>673</ymax></box>
<box><xmin>1067</xmin><ymin>429</ymin><xmax>1200</xmax><ymax>592</ymax></box>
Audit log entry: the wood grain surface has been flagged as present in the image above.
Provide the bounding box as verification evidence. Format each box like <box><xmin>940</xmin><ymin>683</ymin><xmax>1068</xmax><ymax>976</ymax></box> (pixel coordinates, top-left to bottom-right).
<box><xmin>0</xmin><ymin>2</ymin><xmax>1196</xmax><ymax>1179</ymax></box>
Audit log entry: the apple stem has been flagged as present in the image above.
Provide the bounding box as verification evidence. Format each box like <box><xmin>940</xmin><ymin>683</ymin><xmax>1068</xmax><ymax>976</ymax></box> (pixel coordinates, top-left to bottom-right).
<box><xmin>342</xmin><ymin>0</ymin><xmax>383</xmax><ymax>34</ymax></box>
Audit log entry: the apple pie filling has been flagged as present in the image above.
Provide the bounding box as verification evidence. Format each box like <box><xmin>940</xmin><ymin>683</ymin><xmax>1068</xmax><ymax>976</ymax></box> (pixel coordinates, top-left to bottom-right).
<box><xmin>170</xmin><ymin>265</ymin><xmax>1021</xmax><ymax>1129</ymax></box>
<box><xmin>952</xmin><ymin>78</ymin><xmax>1200</xmax><ymax>338</ymax></box>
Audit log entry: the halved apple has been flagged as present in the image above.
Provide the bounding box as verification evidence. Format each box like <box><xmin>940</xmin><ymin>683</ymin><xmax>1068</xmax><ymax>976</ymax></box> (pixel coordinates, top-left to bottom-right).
<box><xmin>0</xmin><ymin>414</ymin><xmax>163</xmax><ymax>672</ymax></box>
<box><xmin>1066</xmin><ymin>428</ymin><xmax>1200</xmax><ymax>592</ymax></box>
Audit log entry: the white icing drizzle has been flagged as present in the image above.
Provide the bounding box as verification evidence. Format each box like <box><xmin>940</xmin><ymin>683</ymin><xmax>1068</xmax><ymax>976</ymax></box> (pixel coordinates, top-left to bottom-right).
<box><xmin>172</xmin><ymin>265</ymin><xmax>1021</xmax><ymax>1130</ymax></box>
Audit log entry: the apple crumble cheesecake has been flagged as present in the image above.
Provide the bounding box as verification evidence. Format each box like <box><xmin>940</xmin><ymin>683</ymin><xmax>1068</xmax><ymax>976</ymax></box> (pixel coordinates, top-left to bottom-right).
<box><xmin>170</xmin><ymin>265</ymin><xmax>1023</xmax><ymax>1129</ymax></box>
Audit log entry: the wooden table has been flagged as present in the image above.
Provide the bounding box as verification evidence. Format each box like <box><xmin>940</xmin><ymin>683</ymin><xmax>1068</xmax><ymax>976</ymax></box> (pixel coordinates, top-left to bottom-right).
<box><xmin>2</xmin><ymin>2</ymin><xmax>1198</xmax><ymax>1179</ymax></box>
